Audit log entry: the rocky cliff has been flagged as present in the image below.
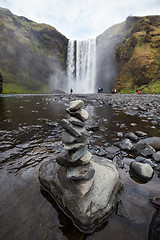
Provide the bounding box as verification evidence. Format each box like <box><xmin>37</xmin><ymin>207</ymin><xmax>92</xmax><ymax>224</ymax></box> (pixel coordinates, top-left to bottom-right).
<box><xmin>0</xmin><ymin>7</ymin><xmax>68</xmax><ymax>93</ymax></box>
<box><xmin>115</xmin><ymin>16</ymin><xmax>160</xmax><ymax>93</ymax></box>
<box><xmin>0</xmin><ymin>72</ymin><xmax>3</xmax><ymax>93</ymax></box>
<box><xmin>97</xmin><ymin>16</ymin><xmax>160</xmax><ymax>93</ymax></box>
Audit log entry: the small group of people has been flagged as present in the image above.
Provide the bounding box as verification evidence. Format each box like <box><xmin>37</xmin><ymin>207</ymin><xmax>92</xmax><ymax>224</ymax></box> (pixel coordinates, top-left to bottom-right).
<box><xmin>98</xmin><ymin>87</ymin><xmax>103</xmax><ymax>93</ymax></box>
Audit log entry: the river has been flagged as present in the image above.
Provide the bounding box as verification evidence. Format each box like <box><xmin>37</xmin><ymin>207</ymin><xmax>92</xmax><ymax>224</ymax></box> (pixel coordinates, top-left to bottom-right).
<box><xmin>0</xmin><ymin>94</ymin><xmax>159</xmax><ymax>240</ymax></box>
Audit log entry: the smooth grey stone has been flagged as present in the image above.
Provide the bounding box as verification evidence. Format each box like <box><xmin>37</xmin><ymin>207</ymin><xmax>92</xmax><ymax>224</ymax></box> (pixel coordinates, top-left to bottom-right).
<box><xmin>66</xmin><ymin>163</ymin><xmax>95</xmax><ymax>181</ymax></box>
<box><xmin>69</xmin><ymin>146</ymin><xmax>87</xmax><ymax>162</ymax></box>
<box><xmin>56</xmin><ymin>149</ymin><xmax>89</xmax><ymax>167</ymax></box>
<box><xmin>62</xmin><ymin>130</ymin><xmax>87</xmax><ymax>144</ymax></box>
<box><xmin>66</xmin><ymin>108</ymin><xmax>89</xmax><ymax>121</ymax></box>
<box><xmin>38</xmin><ymin>156</ymin><xmax>121</xmax><ymax>233</ymax></box>
<box><xmin>64</xmin><ymin>142</ymin><xmax>87</xmax><ymax>151</ymax></box>
<box><xmin>61</xmin><ymin>119</ymin><xmax>86</xmax><ymax>137</ymax></box>
<box><xmin>138</xmin><ymin>137</ymin><xmax>160</xmax><ymax>150</ymax></box>
<box><xmin>69</xmin><ymin>100</ymin><xmax>84</xmax><ymax>112</ymax></box>
<box><xmin>135</xmin><ymin>131</ymin><xmax>147</xmax><ymax>137</ymax></box>
<box><xmin>130</xmin><ymin>161</ymin><xmax>154</xmax><ymax>181</ymax></box>
<box><xmin>133</xmin><ymin>142</ymin><xmax>156</xmax><ymax>156</ymax></box>
<box><xmin>79</xmin><ymin>151</ymin><xmax>93</xmax><ymax>165</ymax></box>
<box><xmin>119</xmin><ymin>139</ymin><xmax>133</xmax><ymax>151</ymax></box>
<box><xmin>153</xmin><ymin>151</ymin><xmax>160</xmax><ymax>162</ymax></box>
<box><xmin>125</xmin><ymin>132</ymin><xmax>138</xmax><ymax>141</ymax></box>
<box><xmin>69</xmin><ymin>116</ymin><xmax>85</xmax><ymax>127</ymax></box>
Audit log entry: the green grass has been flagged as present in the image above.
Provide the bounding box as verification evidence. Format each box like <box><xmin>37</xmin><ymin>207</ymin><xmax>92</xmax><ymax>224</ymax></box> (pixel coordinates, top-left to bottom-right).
<box><xmin>2</xmin><ymin>83</ymin><xmax>53</xmax><ymax>94</ymax></box>
<box><xmin>2</xmin><ymin>83</ymin><xmax>32</xmax><ymax>94</ymax></box>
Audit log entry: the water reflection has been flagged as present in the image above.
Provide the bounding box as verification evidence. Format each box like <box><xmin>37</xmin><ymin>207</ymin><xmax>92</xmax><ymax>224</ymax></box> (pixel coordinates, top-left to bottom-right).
<box><xmin>0</xmin><ymin>95</ymin><xmax>159</xmax><ymax>240</ymax></box>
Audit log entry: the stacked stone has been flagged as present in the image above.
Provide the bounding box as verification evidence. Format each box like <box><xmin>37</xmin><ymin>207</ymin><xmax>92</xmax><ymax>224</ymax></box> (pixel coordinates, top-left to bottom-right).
<box><xmin>56</xmin><ymin>100</ymin><xmax>95</xmax><ymax>181</ymax></box>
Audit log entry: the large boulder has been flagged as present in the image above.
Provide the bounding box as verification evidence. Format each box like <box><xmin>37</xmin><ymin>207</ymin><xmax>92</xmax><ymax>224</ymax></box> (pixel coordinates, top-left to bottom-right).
<box><xmin>39</xmin><ymin>155</ymin><xmax>122</xmax><ymax>233</ymax></box>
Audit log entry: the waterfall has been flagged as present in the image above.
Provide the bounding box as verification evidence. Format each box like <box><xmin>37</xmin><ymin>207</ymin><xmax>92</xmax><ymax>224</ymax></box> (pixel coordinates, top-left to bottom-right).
<box><xmin>67</xmin><ymin>39</ymin><xmax>96</xmax><ymax>94</ymax></box>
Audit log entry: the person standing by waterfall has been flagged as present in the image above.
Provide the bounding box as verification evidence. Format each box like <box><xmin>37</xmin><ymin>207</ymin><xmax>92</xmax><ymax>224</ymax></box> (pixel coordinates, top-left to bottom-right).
<box><xmin>70</xmin><ymin>88</ymin><xmax>73</xmax><ymax>94</ymax></box>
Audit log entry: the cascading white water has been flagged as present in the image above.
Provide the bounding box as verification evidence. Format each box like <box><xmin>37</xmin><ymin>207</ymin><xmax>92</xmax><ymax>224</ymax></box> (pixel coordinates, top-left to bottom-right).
<box><xmin>67</xmin><ymin>39</ymin><xmax>96</xmax><ymax>94</ymax></box>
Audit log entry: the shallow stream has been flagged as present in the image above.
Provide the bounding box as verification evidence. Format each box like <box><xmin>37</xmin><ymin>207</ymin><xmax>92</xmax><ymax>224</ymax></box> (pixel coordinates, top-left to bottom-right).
<box><xmin>0</xmin><ymin>94</ymin><xmax>160</xmax><ymax>240</ymax></box>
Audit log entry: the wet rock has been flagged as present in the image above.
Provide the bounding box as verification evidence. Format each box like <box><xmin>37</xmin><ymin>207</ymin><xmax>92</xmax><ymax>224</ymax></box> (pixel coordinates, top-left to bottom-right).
<box><xmin>61</xmin><ymin>119</ymin><xmax>86</xmax><ymax>137</ymax></box>
<box><xmin>125</xmin><ymin>132</ymin><xmax>138</xmax><ymax>141</ymax></box>
<box><xmin>66</xmin><ymin>163</ymin><xmax>95</xmax><ymax>180</ymax></box>
<box><xmin>116</xmin><ymin>200</ymin><xmax>147</xmax><ymax>224</ymax></box>
<box><xmin>135</xmin><ymin>156</ymin><xmax>157</xmax><ymax>168</ymax></box>
<box><xmin>150</xmin><ymin>197</ymin><xmax>160</xmax><ymax>209</ymax></box>
<box><xmin>135</xmin><ymin>131</ymin><xmax>147</xmax><ymax>137</ymax></box>
<box><xmin>69</xmin><ymin>100</ymin><xmax>84</xmax><ymax>112</ymax></box>
<box><xmin>133</xmin><ymin>142</ymin><xmax>156</xmax><ymax>156</ymax></box>
<box><xmin>69</xmin><ymin>117</ymin><xmax>85</xmax><ymax>127</ymax></box>
<box><xmin>56</xmin><ymin>148</ymin><xmax>88</xmax><ymax>166</ymax></box>
<box><xmin>119</xmin><ymin>139</ymin><xmax>133</xmax><ymax>151</ymax></box>
<box><xmin>130</xmin><ymin>161</ymin><xmax>154</xmax><ymax>181</ymax></box>
<box><xmin>117</xmin><ymin>132</ymin><xmax>123</xmax><ymax>138</ymax></box>
<box><xmin>96</xmin><ymin>148</ymin><xmax>106</xmax><ymax>157</ymax></box>
<box><xmin>64</xmin><ymin>142</ymin><xmax>87</xmax><ymax>151</ymax></box>
<box><xmin>39</xmin><ymin>156</ymin><xmax>121</xmax><ymax>233</ymax></box>
<box><xmin>62</xmin><ymin>130</ymin><xmax>87</xmax><ymax>144</ymax></box>
<box><xmin>138</xmin><ymin>137</ymin><xmax>160</xmax><ymax>150</ymax></box>
<box><xmin>153</xmin><ymin>151</ymin><xmax>160</xmax><ymax>162</ymax></box>
<box><xmin>148</xmin><ymin>209</ymin><xmax>160</xmax><ymax>240</ymax></box>
<box><xmin>66</xmin><ymin>108</ymin><xmax>89</xmax><ymax>121</ymax></box>
<box><xmin>79</xmin><ymin>151</ymin><xmax>93</xmax><ymax>165</ymax></box>
<box><xmin>86</xmin><ymin>125</ymin><xmax>100</xmax><ymax>132</ymax></box>
<box><xmin>105</xmin><ymin>146</ymin><xmax>120</xmax><ymax>159</ymax></box>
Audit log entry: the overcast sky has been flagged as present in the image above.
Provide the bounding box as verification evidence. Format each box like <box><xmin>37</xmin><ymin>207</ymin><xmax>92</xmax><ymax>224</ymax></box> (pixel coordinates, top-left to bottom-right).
<box><xmin>1</xmin><ymin>0</ymin><xmax>160</xmax><ymax>40</ymax></box>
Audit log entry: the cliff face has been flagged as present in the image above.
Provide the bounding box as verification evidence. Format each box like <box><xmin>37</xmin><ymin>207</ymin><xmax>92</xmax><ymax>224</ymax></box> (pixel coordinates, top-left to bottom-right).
<box><xmin>115</xmin><ymin>16</ymin><xmax>160</xmax><ymax>93</ymax></box>
<box><xmin>0</xmin><ymin>8</ymin><xmax>68</xmax><ymax>93</ymax></box>
<box><xmin>96</xmin><ymin>18</ymin><xmax>134</xmax><ymax>92</ymax></box>
<box><xmin>0</xmin><ymin>72</ymin><xmax>3</xmax><ymax>93</ymax></box>
<box><xmin>96</xmin><ymin>16</ymin><xmax>160</xmax><ymax>93</ymax></box>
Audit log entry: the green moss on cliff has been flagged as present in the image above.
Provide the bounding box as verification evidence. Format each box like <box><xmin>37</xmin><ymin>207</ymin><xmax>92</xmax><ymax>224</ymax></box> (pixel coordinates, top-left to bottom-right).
<box><xmin>0</xmin><ymin>7</ymin><xmax>68</xmax><ymax>93</ymax></box>
<box><xmin>115</xmin><ymin>16</ymin><xmax>160</xmax><ymax>93</ymax></box>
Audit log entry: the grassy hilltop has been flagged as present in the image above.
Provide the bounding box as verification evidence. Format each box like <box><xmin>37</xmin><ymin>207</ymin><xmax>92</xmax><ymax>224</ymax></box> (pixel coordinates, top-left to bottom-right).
<box><xmin>0</xmin><ymin>7</ymin><xmax>68</xmax><ymax>94</ymax></box>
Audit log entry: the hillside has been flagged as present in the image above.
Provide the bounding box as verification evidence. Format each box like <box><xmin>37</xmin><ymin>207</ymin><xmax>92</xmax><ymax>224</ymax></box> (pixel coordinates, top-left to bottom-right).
<box><xmin>0</xmin><ymin>7</ymin><xmax>68</xmax><ymax>93</ymax></box>
<box><xmin>115</xmin><ymin>16</ymin><xmax>160</xmax><ymax>93</ymax></box>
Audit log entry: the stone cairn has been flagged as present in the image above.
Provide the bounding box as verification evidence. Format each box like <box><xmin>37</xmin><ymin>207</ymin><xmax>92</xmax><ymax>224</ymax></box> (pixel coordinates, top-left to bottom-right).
<box><xmin>56</xmin><ymin>100</ymin><xmax>95</xmax><ymax>184</ymax></box>
<box><xmin>39</xmin><ymin>99</ymin><xmax>121</xmax><ymax>233</ymax></box>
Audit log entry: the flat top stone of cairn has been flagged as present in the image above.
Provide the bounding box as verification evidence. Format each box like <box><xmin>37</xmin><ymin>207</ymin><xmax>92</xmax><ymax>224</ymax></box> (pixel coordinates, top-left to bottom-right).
<box><xmin>69</xmin><ymin>100</ymin><xmax>84</xmax><ymax>112</ymax></box>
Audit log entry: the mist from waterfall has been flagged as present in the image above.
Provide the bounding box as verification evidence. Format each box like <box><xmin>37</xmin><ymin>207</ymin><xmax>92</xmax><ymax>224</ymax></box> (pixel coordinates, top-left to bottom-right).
<box><xmin>67</xmin><ymin>39</ymin><xmax>96</xmax><ymax>94</ymax></box>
